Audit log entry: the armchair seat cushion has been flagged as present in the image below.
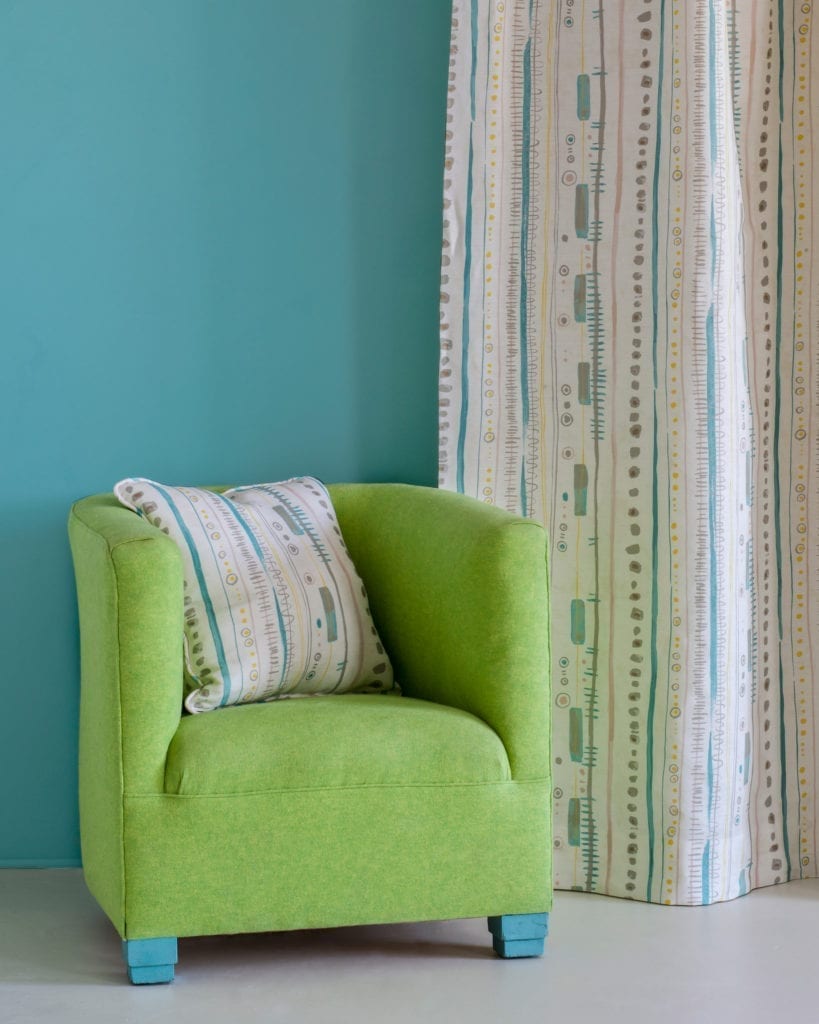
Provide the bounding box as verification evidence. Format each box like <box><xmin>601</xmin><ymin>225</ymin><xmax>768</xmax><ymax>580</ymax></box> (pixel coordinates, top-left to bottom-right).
<box><xmin>163</xmin><ymin>694</ymin><xmax>511</xmax><ymax>796</ymax></box>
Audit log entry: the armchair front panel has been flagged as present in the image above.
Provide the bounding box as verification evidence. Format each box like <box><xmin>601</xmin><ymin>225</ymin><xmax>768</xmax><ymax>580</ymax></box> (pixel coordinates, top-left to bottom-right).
<box><xmin>121</xmin><ymin>781</ymin><xmax>551</xmax><ymax>938</ymax></box>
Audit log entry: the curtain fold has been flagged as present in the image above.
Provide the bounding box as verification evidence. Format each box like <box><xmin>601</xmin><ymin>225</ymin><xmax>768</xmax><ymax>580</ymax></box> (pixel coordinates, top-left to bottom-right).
<box><xmin>439</xmin><ymin>0</ymin><xmax>818</xmax><ymax>904</ymax></box>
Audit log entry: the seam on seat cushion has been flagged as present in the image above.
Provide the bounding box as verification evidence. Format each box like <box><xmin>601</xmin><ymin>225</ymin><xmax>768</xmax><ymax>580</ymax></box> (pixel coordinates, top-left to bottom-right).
<box><xmin>135</xmin><ymin>776</ymin><xmax>551</xmax><ymax>799</ymax></box>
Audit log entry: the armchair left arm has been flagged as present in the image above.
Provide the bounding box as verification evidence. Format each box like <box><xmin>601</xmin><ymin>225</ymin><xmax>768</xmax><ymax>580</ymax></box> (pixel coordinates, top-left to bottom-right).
<box><xmin>68</xmin><ymin>495</ymin><xmax>184</xmax><ymax>931</ymax></box>
<box><xmin>69</xmin><ymin>495</ymin><xmax>185</xmax><ymax>794</ymax></box>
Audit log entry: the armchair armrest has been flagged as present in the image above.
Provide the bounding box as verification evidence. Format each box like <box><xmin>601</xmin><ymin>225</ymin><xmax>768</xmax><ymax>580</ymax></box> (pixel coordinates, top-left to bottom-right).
<box><xmin>328</xmin><ymin>484</ymin><xmax>551</xmax><ymax>780</ymax></box>
<box><xmin>69</xmin><ymin>495</ymin><xmax>184</xmax><ymax>798</ymax></box>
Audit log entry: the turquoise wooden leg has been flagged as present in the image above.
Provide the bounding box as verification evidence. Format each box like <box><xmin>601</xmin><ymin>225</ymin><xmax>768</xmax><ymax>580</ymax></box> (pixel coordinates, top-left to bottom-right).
<box><xmin>122</xmin><ymin>937</ymin><xmax>178</xmax><ymax>984</ymax></box>
<box><xmin>487</xmin><ymin>913</ymin><xmax>549</xmax><ymax>958</ymax></box>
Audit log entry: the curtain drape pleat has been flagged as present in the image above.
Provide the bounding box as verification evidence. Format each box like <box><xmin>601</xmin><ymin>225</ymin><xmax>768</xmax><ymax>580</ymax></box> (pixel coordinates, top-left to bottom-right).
<box><xmin>439</xmin><ymin>0</ymin><xmax>818</xmax><ymax>904</ymax></box>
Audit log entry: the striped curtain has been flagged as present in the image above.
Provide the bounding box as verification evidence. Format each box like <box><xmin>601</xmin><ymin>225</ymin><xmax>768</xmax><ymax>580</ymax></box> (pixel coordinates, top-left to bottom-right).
<box><xmin>439</xmin><ymin>0</ymin><xmax>818</xmax><ymax>904</ymax></box>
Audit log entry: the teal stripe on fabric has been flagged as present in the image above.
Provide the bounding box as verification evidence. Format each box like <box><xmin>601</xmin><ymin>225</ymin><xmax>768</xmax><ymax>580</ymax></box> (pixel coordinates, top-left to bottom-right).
<box><xmin>708</xmin><ymin>1</ymin><xmax>718</xmax><ymax>164</ymax></box>
<box><xmin>570</xmin><ymin>599</ymin><xmax>586</xmax><ymax>645</ymax></box>
<box><xmin>704</xmin><ymin>663</ymin><xmax>716</xmax><ymax>892</ymax></box>
<box><xmin>456</xmin><ymin>1</ymin><xmax>479</xmax><ymax>495</ymax></box>
<box><xmin>777</xmin><ymin>0</ymin><xmax>784</xmax><ymax>123</ymax></box>
<box><xmin>470</xmin><ymin>0</ymin><xmax>478</xmax><ymax>121</ymax></box>
<box><xmin>573</xmin><ymin>463</ymin><xmax>588</xmax><ymax>516</ymax></box>
<box><xmin>569</xmin><ymin>707</ymin><xmax>584</xmax><ymax>763</ymax></box>
<box><xmin>703</xmin><ymin>738</ymin><xmax>714</xmax><ymax>902</ymax></box>
<box><xmin>702</xmin><ymin>0</ymin><xmax>719</xmax><ymax>900</ymax></box>
<box><xmin>568</xmin><ymin>798</ymin><xmax>581</xmax><ymax>846</ymax></box>
<box><xmin>577</xmin><ymin>74</ymin><xmax>591</xmax><ymax>121</ymax></box>
<box><xmin>457</xmin><ymin>126</ymin><xmax>475</xmax><ymax>496</ymax></box>
<box><xmin>646</xmin><ymin>0</ymin><xmax>668</xmax><ymax>906</ymax></box>
<box><xmin>575</xmin><ymin>184</ymin><xmax>589</xmax><ymax>238</ymax></box>
<box><xmin>476</xmin><ymin>14</ymin><xmax>493</xmax><ymax>476</ymax></box>
<box><xmin>152</xmin><ymin>483</ymin><xmax>233</xmax><ymax>703</ymax></box>
<box><xmin>519</xmin><ymin>33</ymin><xmax>533</xmax><ymax>516</ymax></box>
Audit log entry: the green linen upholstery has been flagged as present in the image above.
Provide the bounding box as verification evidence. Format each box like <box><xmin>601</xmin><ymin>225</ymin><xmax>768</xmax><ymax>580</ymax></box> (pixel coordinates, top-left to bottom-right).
<box><xmin>329</xmin><ymin>485</ymin><xmax>551</xmax><ymax>780</ymax></box>
<box><xmin>68</xmin><ymin>483</ymin><xmax>551</xmax><ymax>971</ymax></box>
<box><xmin>165</xmin><ymin>695</ymin><xmax>511</xmax><ymax>795</ymax></box>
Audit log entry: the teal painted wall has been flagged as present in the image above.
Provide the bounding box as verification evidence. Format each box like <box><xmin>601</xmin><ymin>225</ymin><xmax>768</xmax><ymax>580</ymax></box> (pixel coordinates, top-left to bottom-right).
<box><xmin>0</xmin><ymin>1</ymin><xmax>449</xmax><ymax>863</ymax></box>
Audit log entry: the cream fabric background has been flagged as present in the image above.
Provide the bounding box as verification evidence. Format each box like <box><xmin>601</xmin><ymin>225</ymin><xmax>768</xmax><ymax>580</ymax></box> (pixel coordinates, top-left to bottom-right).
<box><xmin>439</xmin><ymin>0</ymin><xmax>818</xmax><ymax>904</ymax></box>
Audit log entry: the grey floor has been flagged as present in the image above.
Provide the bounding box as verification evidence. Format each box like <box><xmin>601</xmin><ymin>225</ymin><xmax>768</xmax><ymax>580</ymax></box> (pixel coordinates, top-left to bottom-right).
<box><xmin>1</xmin><ymin>870</ymin><xmax>817</xmax><ymax>1024</ymax></box>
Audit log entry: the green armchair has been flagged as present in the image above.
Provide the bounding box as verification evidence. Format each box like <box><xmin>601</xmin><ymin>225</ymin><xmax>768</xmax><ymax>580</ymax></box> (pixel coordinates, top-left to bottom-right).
<box><xmin>68</xmin><ymin>484</ymin><xmax>552</xmax><ymax>983</ymax></box>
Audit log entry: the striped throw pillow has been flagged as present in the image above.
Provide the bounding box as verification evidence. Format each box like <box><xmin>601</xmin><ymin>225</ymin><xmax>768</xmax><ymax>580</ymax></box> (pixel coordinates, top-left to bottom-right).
<box><xmin>114</xmin><ymin>477</ymin><xmax>395</xmax><ymax>713</ymax></box>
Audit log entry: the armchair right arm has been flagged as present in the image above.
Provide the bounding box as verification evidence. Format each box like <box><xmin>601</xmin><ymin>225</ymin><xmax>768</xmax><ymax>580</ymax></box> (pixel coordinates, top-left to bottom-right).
<box><xmin>328</xmin><ymin>484</ymin><xmax>551</xmax><ymax>781</ymax></box>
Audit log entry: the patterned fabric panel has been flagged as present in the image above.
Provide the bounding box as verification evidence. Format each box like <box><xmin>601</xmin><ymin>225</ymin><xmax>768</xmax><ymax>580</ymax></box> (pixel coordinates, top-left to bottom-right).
<box><xmin>439</xmin><ymin>0</ymin><xmax>818</xmax><ymax>904</ymax></box>
<box><xmin>114</xmin><ymin>477</ymin><xmax>395</xmax><ymax>713</ymax></box>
